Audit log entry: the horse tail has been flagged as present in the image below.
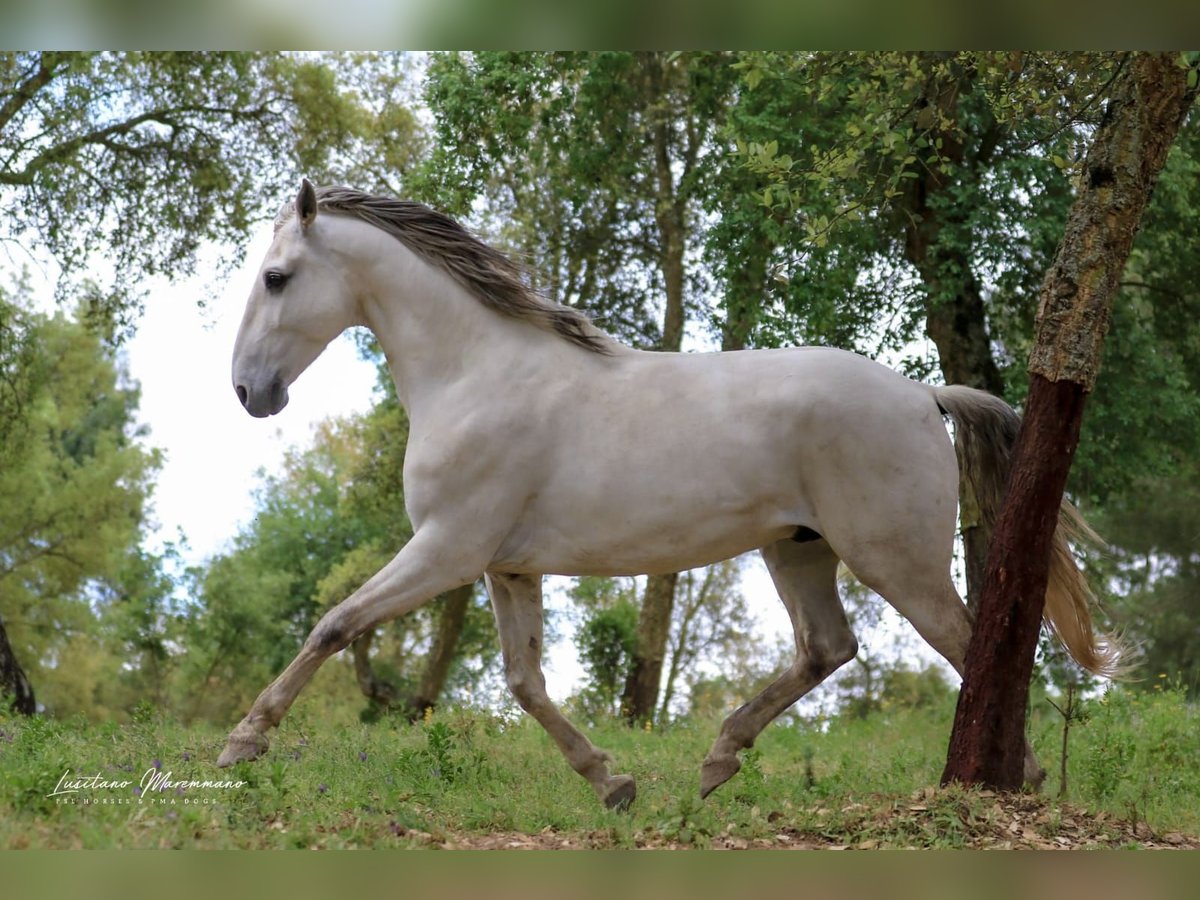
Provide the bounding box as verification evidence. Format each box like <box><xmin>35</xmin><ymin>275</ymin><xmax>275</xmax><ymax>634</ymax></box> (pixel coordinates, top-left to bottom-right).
<box><xmin>932</xmin><ymin>384</ymin><xmax>1127</xmax><ymax>679</ymax></box>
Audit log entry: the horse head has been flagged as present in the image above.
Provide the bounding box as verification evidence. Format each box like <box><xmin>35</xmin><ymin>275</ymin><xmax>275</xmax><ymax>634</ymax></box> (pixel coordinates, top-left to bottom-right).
<box><xmin>231</xmin><ymin>179</ymin><xmax>360</xmax><ymax>417</ymax></box>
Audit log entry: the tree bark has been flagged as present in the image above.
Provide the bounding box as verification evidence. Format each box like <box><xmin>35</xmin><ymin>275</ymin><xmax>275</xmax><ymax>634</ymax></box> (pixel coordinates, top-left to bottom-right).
<box><xmin>351</xmin><ymin>628</ymin><xmax>399</xmax><ymax>708</ymax></box>
<box><xmin>942</xmin><ymin>53</ymin><xmax>1198</xmax><ymax>790</ymax></box>
<box><xmin>0</xmin><ymin>615</ymin><xmax>35</xmax><ymax>715</ymax></box>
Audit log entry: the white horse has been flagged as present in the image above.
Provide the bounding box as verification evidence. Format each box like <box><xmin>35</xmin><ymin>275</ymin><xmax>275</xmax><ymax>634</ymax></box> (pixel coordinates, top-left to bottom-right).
<box><xmin>219</xmin><ymin>180</ymin><xmax>1120</xmax><ymax>809</ymax></box>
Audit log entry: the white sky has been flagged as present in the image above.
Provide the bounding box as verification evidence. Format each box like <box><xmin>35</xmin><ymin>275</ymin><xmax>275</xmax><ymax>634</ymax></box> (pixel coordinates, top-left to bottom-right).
<box><xmin>126</xmin><ymin>230</ymin><xmax>379</xmax><ymax>561</ymax></box>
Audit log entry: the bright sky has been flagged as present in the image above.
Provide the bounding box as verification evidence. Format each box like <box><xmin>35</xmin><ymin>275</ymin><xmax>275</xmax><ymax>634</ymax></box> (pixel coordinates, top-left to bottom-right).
<box><xmin>126</xmin><ymin>230</ymin><xmax>379</xmax><ymax>562</ymax></box>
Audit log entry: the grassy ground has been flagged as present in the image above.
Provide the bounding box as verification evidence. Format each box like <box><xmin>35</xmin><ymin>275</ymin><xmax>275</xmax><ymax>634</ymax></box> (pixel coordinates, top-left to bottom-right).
<box><xmin>2</xmin><ymin>685</ymin><xmax>1198</xmax><ymax>849</ymax></box>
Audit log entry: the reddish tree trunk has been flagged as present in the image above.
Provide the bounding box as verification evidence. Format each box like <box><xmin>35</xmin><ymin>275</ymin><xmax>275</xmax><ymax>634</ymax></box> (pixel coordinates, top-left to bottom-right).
<box><xmin>942</xmin><ymin>375</ymin><xmax>1087</xmax><ymax>788</ymax></box>
<box><xmin>942</xmin><ymin>53</ymin><xmax>1198</xmax><ymax>789</ymax></box>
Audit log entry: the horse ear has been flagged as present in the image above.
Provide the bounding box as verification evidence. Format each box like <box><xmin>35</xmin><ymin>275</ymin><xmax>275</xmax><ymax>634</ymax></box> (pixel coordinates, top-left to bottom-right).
<box><xmin>297</xmin><ymin>178</ymin><xmax>318</xmax><ymax>231</ymax></box>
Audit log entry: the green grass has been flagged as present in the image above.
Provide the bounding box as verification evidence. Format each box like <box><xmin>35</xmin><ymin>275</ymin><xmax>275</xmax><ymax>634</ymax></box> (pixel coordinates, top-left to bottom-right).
<box><xmin>2</xmin><ymin>686</ymin><xmax>1197</xmax><ymax>849</ymax></box>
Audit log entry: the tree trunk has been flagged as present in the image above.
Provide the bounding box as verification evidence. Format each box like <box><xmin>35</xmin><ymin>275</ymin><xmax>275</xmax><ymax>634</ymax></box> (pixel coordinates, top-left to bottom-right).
<box><xmin>351</xmin><ymin>583</ymin><xmax>474</xmax><ymax>721</ymax></box>
<box><xmin>720</xmin><ymin>228</ymin><xmax>772</xmax><ymax>352</ymax></box>
<box><xmin>0</xmin><ymin>615</ymin><xmax>35</xmax><ymax>715</ymax></box>
<box><xmin>901</xmin><ymin>56</ymin><xmax>1006</xmax><ymax>614</ymax></box>
<box><xmin>622</xmin><ymin>571</ymin><xmax>678</xmax><ymax>726</ymax></box>
<box><xmin>942</xmin><ymin>53</ymin><xmax>1198</xmax><ymax>790</ymax></box>
<box><xmin>408</xmin><ymin>581</ymin><xmax>473</xmax><ymax>718</ymax></box>
<box><xmin>351</xmin><ymin>628</ymin><xmax>399</xmax><ymax>708</ymax></box>
<box><xmin>622</xmin><ymin>51</ymin><xmax>691</xmax><ymax>726</ymax></box>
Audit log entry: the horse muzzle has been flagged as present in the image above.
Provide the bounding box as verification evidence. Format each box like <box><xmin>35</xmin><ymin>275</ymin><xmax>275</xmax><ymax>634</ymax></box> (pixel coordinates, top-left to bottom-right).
<box><xmin>234</xmin><ymin>377</ymin><xmax>289</xmax><ymax>418</ymax></box>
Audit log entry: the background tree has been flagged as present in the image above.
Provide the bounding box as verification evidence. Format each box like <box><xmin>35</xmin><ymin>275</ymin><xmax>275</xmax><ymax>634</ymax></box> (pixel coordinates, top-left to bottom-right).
<box><xmin>942</xmin><ymin>51</ymin><xmax>1199</xmax><ymax>790</ymax></box>
<box><xmin>728</xmin><ymin>51</ymin><xmax>1126</xmax><ymax>609</ymax></box>
<box><xmin>568</xmin><ymin>561</ymin><xmax>764</xmax><ymax>724</ymax></box>
<box><xmin>727</xmin><ymin>52</ymin><xmax>1200</xmax><ymax>701</ymax></box>
<box><xmin>0</xmin><ymin>52</ymin><xmax>378</xmax><ymax>336</ymax></box>
<box><xmin>569</xmin><ymin>577</ymin><xmax>640</xmax><ymax>722</ymax></box>
<box><xmin>656</xmin><ymin>559</ymin><xmax>759</xmax><ymax>722</ymax></box>
<box><xmin>0</xmin><ymin>282</ymin><xmax>160</xmax><ymax>717</ymax></box>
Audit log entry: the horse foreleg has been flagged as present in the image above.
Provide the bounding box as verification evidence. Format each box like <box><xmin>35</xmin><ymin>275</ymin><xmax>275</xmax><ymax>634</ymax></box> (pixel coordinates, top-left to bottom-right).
<box><xmin>701</xmin><ymin>539</ymin><xmax>857</xmax><ymax>799</ymax></box>
<box><xmin>487</xmin><ymin>573</ymin><xmax>636</xmax><ymax>811</ymax></box>
<box><xmin>217</xmin><ymin>527</ymin><xmax>481</xmax><ymax>767</ymax></box>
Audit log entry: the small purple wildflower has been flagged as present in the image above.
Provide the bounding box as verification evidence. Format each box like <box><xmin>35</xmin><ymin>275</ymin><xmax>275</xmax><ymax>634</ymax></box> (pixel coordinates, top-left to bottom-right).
<box><xmin>359</xmin><ymin>752</ymin><xmax>368</xmax><ymax>762</ymax></box>
<box><xmin>317</xmin><ymin>783</ymin><xmax>328</xmax><ymax>794</ymax></box>
<box><xmin>133</xmin><ymin>786</ymin><xmax>142</xmax><ymax>797</ymax></box>
<box><xmin>181</xmin><ymin>751</ymin><xmax>191</xmax><ymax>762</ymax></box>
<box><xmin>152</xmin><ymin>758</ymin><xmax>162</xmax><ymax>770</ymax></box>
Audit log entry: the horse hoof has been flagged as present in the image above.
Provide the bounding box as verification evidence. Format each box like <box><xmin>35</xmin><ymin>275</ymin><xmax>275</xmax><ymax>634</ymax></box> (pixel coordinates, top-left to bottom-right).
<box><xmin>217</xmin><ymin>727</ymin><xmax>268</xmax><ymax>768</ymax></box>
<box><xmin>603</xmin><ymin>775</ymin><xmax>637</xmax><ymax>811</ymax></box>
<box><xmin>699</xmin><ymin>755</ymin><xmax>741</xmax><ymax>800</ymax></box>
<box><xmin>1024</xmin><ymin>765</ymin><xmax>1047</xmax><ymax>792</ymax></box>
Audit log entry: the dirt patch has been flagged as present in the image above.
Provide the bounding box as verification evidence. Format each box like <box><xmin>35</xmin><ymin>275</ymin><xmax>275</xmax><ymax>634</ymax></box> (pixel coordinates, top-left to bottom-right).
<box><xmin>390</xmin><ymin>790</ymin><xmax>1200</xmax><ymax>850</ymax></box>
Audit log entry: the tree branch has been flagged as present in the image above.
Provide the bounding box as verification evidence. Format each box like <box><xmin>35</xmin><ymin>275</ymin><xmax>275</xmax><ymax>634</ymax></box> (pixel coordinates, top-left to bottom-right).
<box><xmin>0</xmin><ymin>52</ymin><xmax>67</xmax><ymax>136</ymax></box>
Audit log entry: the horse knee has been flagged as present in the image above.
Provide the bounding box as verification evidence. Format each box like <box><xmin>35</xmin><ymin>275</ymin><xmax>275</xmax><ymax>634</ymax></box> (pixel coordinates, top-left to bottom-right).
<box><xmin>804</xmin><ymin>630</ymin><xmax>858</xmax><ymax>681</ymax></box>
<box><xmin>505</xmin><ymin>666</ymin><xmax>548</xmax><ymax>712</ymax></box>
<box><xmin>308</xmin><ymin>619</ymin><xmax>351</xmax><ymax>655</ymax></box>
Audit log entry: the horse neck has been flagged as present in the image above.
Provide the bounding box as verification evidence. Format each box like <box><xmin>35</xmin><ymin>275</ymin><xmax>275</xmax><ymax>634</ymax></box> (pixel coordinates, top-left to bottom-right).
<box><xmin>357</xmin><ymin>238</ymin><xmax>568</xmax><ymax>414</ymax></box>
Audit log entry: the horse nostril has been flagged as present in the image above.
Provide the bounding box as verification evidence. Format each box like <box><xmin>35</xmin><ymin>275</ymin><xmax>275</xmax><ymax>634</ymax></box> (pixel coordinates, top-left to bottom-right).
<box><xmin>235</xmin><ymin>385</ymin><xmax>249</xmax><ymax>408</ymax></box>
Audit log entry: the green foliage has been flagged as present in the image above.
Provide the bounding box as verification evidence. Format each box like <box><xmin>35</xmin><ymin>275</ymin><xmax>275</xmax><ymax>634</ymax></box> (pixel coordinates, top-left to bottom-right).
<box><xmin>573</xmin><ymin>594</ymin><xmax>639</xmax><ymax>720</ymax></box>
<box><xmin>0</xmin><ymin>52</ymin><xmax>424</xmax><ymax>336</ymax></box>
<box><xmin>3</xmin><ymin>690</ymin><xmax>1196</xmax><ymax>848</ymax></box>
<box><xmin>418</xmin><ymin>51</ymin><xmax>740</xmax><ymax>348</ymax></box>
<box><xmin>1064</xmin><ymin>686</ymin><xmax>1200</xmax><ymax>826</ymax></box>
<box><xmin>0</xmin><ymin>283</ymin><xmax>164</xmax><ymax>720</ymax></box>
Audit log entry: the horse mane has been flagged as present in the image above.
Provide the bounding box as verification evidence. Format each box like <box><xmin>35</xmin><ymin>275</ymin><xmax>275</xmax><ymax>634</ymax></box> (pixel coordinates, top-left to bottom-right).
<box><xmin>279</xmin><ymin>185</ymin><xmax>613</xmax><ymax>355</ymax></box>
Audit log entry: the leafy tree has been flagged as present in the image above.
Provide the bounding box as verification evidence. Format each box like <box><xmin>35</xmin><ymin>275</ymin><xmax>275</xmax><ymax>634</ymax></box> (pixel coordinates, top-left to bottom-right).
<box><xmin>0</xmin><ymin>282</ymin><xmax>160</xmax><ymax>717</ymax></box>
<box><xmin>726</xmin><ymin>52</ymin><xmax>1127</xmax><ymax>607</ymax></box>
<box><xmin>1092</xmin><ymin>465</ymin><xmax>1200</xmax><ymax>696</ymax></box>
<box><xmin>0</xmin><ymin>51</ymin><xmax>378</xmax><ymax>336</ymax></box>
<box><xmin>725</xmin><ymin>53</ymin><xmax>1200</xmax><ymax>703</ymax></box>
<box><xmin>570</xmin><ymin>577</ymin><xmax>640</xmax><ymax>721</ymax></box>
<box><xmin>657</xmin><ymin>559</ymin><xmax>758</xmax><ymax>721</ymax></box>
<box><xmin>943</xmin><ymin>52</ymin><xmax>1199</xmax><ymax>791</ymax></box>
<box><xmin>568</xmin><ymin>560</ymin><xmax>762</xmax><ymax>724</ymax></box>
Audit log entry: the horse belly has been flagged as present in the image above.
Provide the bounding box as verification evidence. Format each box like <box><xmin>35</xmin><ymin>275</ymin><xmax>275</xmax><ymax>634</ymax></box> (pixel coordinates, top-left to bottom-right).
<box><xmin>490</xmin><ymin>471</ymin><xmax>803</xmax><ymax>577</ymax></box>
<box><xmin>494</xmin><ymin>521</ymin><xmax>796</xmax><ymax>577</ymax></box>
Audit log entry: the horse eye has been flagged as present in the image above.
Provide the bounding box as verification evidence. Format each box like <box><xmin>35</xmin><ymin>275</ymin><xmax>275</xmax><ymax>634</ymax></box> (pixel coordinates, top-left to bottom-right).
<box><xmin>264</xmin><ymin>270</ymin><xmax>289</xmax><ymax>292</ymax></box>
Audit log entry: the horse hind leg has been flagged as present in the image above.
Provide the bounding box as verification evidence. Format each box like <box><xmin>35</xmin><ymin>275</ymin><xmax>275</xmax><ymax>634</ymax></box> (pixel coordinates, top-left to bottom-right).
<box><xmin>844</xmin><ymin>545</ymin><xmax>1048</xmax><ymax>789</ymax></box>
<box><xmin>701</xmin><ymin>538</ymin><xmax>857</xmax><ymax>800</ymax></box>
<box><xmin>486</xmin><ymin>573</ymin><xmax>636</xmax><ymax>810</ymax></box>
